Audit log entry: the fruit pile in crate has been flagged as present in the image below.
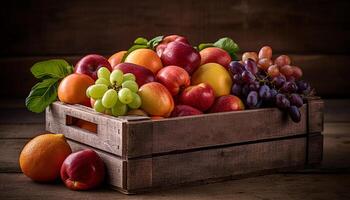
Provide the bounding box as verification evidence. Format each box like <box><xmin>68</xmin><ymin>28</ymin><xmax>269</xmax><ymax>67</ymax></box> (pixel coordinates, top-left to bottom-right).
<box><xmin>22</xmin><ymin>35</ymin><xmax>323</xmax><ymax>193</ymax></box>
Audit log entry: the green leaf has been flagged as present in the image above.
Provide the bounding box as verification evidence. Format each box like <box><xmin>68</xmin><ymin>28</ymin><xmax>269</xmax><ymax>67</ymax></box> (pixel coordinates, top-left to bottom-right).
<box><xmin>121</xmin><ymin>44</ymin><xmax>148</xmax><ymax>62</ymax></box>
<box><xmin>198</xmin><ymin>43</ymin><xmax>214</xmax><ymax>51</ymax></box>
<box><xmin>25</xmin><ymin>78</ymin><xmax>59</xmax><ymax>113</ymax></box>
<box><xmin>147</xmin><ymin>35</ymin><xmax>163</xmax><ymax>50</ymax></box>
<box><xmin>134</xmin><ymin>37</ymin><xmax>148</xmax><ymax>45</ymax></box>
<box><xmin>213</xmin><ymin>37</ymin><xmax>240</xmax><ymax>59</ymax></box>
<box><xmin>31</xmin><ymin>59</ymin><xmax>73</xmax><ymax>79</ymax></box>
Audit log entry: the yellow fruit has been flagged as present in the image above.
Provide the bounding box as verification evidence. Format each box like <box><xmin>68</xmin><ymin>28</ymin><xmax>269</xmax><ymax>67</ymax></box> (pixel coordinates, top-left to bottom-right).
<box><xmin>19</xmin><ymin>133</ymin><xmax>72</xmax><ymax>182</ymax></box>
<box><xmin>191</xmin><ymin>63</ymin><xmax>233</xmax><ymax>97</ymax></box>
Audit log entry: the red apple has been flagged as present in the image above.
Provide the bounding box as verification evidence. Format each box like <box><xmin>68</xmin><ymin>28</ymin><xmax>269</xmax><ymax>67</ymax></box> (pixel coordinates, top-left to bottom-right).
<box><xmin>159</xmin><ymin>41</ymin><xmax>201</xmax><ymax>75</ymax></box>
<box><xmin>179</xmin><ymin>83</ymin><xmax>215</xmax><ymax>111</ymax></box>
<box><xmin>171</xmin><ymin>105</ymin><xmax>203</xmax><ymax>117</ymax></box>
<box><xmin>60</xmin><ymin>149</ymin><xmax>105</xmax><ymax>190</ymax></box>
<box><xmin>210</xmin><ymin>95</ymin><xmax>245</xmax><ymax>113</ymax></box>
<box><xmin>156</xmin><ymin>35</ymin><xmax>189</xmax><ymax>57</ymax></box>
<box><xmin>113</xmin><ymin>62</ymin><xmax>155</xmax><ymax>86</ymax></box>
<box><xmin>156</xmin><ymin>65</ymin><xmax>190</xmax><ymax>96</ymax></box>
<box><xmin>75</xmin><ymin>54</ymin><xmax>112</xmax><ymax>80</ymax></box>
<box><xmin>200</xmin><ymin>47</ymin><xmax>231</xmax><ymax>68</ymax></box>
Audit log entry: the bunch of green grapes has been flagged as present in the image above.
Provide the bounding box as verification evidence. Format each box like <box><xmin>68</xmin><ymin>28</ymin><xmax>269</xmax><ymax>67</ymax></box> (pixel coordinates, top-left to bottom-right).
<box><xmin>86</xmin><ymin>67</ymin><xmax>142</xmax><ymax>116</ymax></box>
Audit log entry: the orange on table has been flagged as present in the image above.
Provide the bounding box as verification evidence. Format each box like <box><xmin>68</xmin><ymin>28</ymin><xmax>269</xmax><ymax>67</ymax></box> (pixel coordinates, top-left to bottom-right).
<box><xmin>108</xmin><ymin>51</ymin><xmax>127</xmax><ymax>67</ymax></box>
<box><xmin>19</xmin><ymin>133</ymin><xmax>72</xmax><ymax>182</ymax></box>
<box><xmin>124</xmin><ymin>49</ymin><xmax>163</xmax><ymax>74</ymax></box>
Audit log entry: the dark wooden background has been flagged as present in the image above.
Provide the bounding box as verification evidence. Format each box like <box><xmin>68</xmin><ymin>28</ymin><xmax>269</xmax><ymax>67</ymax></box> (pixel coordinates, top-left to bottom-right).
<box><xmin>1</xmin><ymin>0</ymin><xmax>349</xmax><ymax>99</ymax></box>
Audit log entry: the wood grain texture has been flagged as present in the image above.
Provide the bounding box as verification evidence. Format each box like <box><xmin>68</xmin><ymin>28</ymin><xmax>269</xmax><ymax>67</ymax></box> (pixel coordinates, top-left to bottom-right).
<box><xmin>307</xmin><ymin>98</ymin><xmax>325</xmax><ymax>133</ymax></box>
<box><xmin>0</xmin><ymin>139</ymin><xmax>28</xmax><ymax>172</ymax></box>
<box><xmin>307</xmin><ymin>133</ymin><xmax>323</xmax><ymax>165</ymax></box>
<box><xmin>46</xmin><ymin>102</ymin><xmax>126</xmax><ymax>156</ymax></box>
<box><xmin>0</xmin><ymin>124</ymin><xmax>44</xmax><ymax>139</ymax></box>
<box><xmin>67</xmin><ymin>140</ymin><xmax>125</xmax><ymax>188</ymax></box>
<box><xmin>1</xmin><ymin>0</ymin><xmax>349</xmax><ymax>56</ymax></box>
<box><xmin>128</xmin><ymin>105</ymin><xmax>307</xmax><ymax>158</ymax></box>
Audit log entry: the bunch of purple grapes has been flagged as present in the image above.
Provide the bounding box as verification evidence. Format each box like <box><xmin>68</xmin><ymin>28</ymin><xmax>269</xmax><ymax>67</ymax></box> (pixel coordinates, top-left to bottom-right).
<box><xmin>228</xmin><ymin>59</ymin><xmax>312</xmax><ymax>122</ymax></box>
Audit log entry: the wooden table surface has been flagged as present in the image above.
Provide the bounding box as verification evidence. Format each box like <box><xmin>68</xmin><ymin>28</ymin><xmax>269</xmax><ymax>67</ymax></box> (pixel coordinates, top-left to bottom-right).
<box><xmin>1</xmin><ymin>99</ymin><xmax>350</xmax><ymax>200</ymax></box>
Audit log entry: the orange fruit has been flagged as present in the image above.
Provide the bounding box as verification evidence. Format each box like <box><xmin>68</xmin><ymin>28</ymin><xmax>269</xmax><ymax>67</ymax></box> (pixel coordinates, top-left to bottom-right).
<box><xmin>19</xmin><ymin>133</ymin><xmax>72</xmax><ymax>182</ymax></box>
<box><xmin>58</xmin><ymin>73</ymin><xmax>94</xmax><ymax>105</ymax></box>
<box><xmin>124</xmin><ymin>49</ymin><xmax>163</xmax><ymax>74</ymax></box>
<box><xmin>108</xmin><ymin>50</ymin><xmax>127</xmax><ymax>67</ymax></box>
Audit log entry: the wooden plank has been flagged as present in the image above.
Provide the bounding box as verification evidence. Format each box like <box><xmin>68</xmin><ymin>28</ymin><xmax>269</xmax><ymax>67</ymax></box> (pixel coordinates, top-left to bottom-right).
<box><xmin>46</xmin><ymin>102</ymin><xmax>125</xmax><ymax>156</ymax></box>
<box><xmin>127</xmin><ymin>137</ymin><xmax>306</xmax><ymax>191</ymax></box>
<box><xmin>307</xmin><ymin>97</ymin><xmax>324</xmax><ymax>133</ymax></box>
<box><xmin>307</xmin><ymin>133</ymin><xmax>323</xmax><ymax>165</ymax></box>
<box><xmin>1</xmin><ymin>173</ymin><xmax>350</xmax><ymax>200</ymax></box>
<box><xmin>0</xmin><ymin>124</ymin><xmax>44</xmax><ymax>139</ymax></box>
<box><xmin>67</xmin><ymin>140</ymin><xmax>125</xmax><ymax>189</ymax></box>
<box><xmin>1</xmin><ymin>0</ymin><xmax>350</xmax><ymax>56</ymax></box>
<box><xmin>0</xmin><ymin>139</ymin><xmax>28</xmax><ymax>172</ymax></box>
<box><xmin>127</xmin><ymin>105</ymin><xmax>307</xmax><ymax>157</ymax></box>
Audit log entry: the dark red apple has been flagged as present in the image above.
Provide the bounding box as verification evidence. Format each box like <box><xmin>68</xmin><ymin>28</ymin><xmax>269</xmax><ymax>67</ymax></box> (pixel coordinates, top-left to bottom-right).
<box><xmin>60</xmin><ymin>149</ymin><xmax>105</xmax><ymax>190</ymax></box>
<box><xmin>113</xmin><ymin>62</ymin><xmax>155</xmax><ymax>86</ymax></box>
<box><xmin>210</xmin><ymin>95</ymin><xmax>245</xmax><ymax>113</ymax></box>
<box><xmin>75</xmin><ymin>54</ymin><xmax>112</xmax><ymax>80</ymax></box>
<box><xmin>179</xmin><ymin>83</ymin><xmax>215</xmax><ymax>111</ymax></box>
<box><xmin>200</xmin><ymin>47</ymin><xmax>231</xmax><ymax>68</ymax></box>
<box><xmin>156</xmin><ymin>65</ymin><xmax>190</xmax><ymax>96</ymax></box>
<box><xmin>159</xmin><ymin>41</ymin><xmax>201</xmax><ymax>75</ymax></box>
<box><xmin>156</xmin><ymin>35</ymin><xmax>189</xmax><ymax>57</ymax></box>
<box><xmin>170</xmin><ymin>105</ymin><xmax>203</xmax><ymax>117</ymax></box>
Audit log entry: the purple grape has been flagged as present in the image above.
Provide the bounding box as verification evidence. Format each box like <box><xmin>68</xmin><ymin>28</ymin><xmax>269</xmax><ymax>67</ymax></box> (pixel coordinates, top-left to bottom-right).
<box><xmin>231</xmin><ymin>84</ymin><xmax>242</xmax><ymax>96</ymax></box>
<box><xmin>270</xmin><ymin>89</ymin><xmax>278</xmax><ymax>99</ymax></box>
<box><xmin>242</xmin><ymin>84</ymin><xmax>250</xmax><ymax>97</ymax></box>
<box><xmin>228</xmin><ymin>61</ymin><xmax>245</xmax><ymax>74</ymax></box>
<box><xmin>259</xmin><ymin>85</ymin><xmax>271</xmax><ymax>100</ymax></box>
<box><xmin>247</xmin><ymin>91</ymin><xmax>259</xmax><ymax>108</ymax></box>
<box><xmin>288</xmin><ymin>106</ymin><xmax>301</xmax><ymax>122</ymax></box>
<box><xmin>233</xmin><ymin>74</ymin><xmax>243</xmax><ymax>84</ymax></box>
<box><xmin>249</xmin><ymin>81</ymin><xmax>260</xmax><ymax>91</ymax></box>
<box><xmin>296</xmin><ymin>80</ymin><xmax>309</xmax><ymax>91</ymax></box>
<box><xmin>244</xmin><ymin>59</ymin><xmax>258</xmax><ymax>74</ymax></box>
<box><xmin>281</xmin><ymin>81</ymin><xmax>297</xmax><ymax>93</ymax></box>
<box><xmin>289</xmin><ymin>93</ymin><xmax>303</xmax><ymax>108</ymax></box>
<box><xmin>275</xmin><ymin>93</ymin><xmax>290</xmax><ymax>109</ymax></box>
<box><xmin>242</xmin><ymin>71</ymin><xmax>256</xmax><ymax>83</ymax></box>
<box><xmin>272</xmin><ymin>75</ymin><xmax>286</xmax><ymax>88</ymax></box>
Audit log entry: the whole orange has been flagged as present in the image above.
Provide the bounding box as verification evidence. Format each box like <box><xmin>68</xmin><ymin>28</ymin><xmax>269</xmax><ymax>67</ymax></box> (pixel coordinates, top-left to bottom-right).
<box><xmin>108</xmin><ymin>50</ymin><xmax>127</xmax><ymax>67</ymax></box>
<box><xmin>19</xmin><ymin>133</ymin><xmax>72</xmax><ymax>182</ymax></box>
<box><xmin>124</xmin><ymin>49</ymin><xmax>163</xmax><ymax>74</ymax></box>
<box><xmin>58</xmin><ymin>73</ymin><xmax>94</xmax><ymax>105</ymax></box>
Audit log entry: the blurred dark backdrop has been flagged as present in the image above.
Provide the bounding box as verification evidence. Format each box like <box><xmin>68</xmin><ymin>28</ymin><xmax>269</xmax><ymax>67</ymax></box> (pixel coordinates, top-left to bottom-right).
<box><xmin>1</xmin><ymin>0</ymin><xmax>349</xmax><ymax>99</ymax></box>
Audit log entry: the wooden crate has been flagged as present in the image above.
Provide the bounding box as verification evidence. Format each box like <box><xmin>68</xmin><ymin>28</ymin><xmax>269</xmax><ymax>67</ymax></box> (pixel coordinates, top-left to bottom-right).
<box><xmin>46</xmin><ymin>97</ymin><xmax>324</xmax><ymax>194</ymax></box>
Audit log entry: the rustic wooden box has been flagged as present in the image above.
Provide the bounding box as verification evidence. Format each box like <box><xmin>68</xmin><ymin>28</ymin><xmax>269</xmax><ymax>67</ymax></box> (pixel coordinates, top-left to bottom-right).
<box><xmin>46</xmin><ymin>97</ymin><xmax>324</xmax><ymax>194</ymax></box>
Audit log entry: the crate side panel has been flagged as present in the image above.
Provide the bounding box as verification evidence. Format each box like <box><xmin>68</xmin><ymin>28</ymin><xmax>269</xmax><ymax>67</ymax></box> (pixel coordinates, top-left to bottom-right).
<box><xmin>128</xmin><ymin>105</ymin><xmax>307</xmax><ymax>157</ymax></box>
<box><xmin>149</xmin><ymin>137</ymin><xmax>306</xmax><ymax>188</ymax></box>
<box><xmin>307</xmin><ymin>98</ymin><xmax>324</xmax><ymax>133</ymax></box>
<box><xmin>46</xmin><ymin>102</ymin><xmax>124</xmax><ymax>156</ymax></box>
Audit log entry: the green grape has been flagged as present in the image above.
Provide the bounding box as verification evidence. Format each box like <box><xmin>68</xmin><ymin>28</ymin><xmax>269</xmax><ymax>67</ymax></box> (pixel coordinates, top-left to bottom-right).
<box><xmin>118</xmin><ymin>88</ymin><xmax>133</xmax><ymax>104</ymax></box>
<box><xmin>95</xmin><ymin>78</ymin><xmax>110</xmax><ymax>86</ymax></box>
<box><xmin>128</xmin><ymin>93</ymin><xmax>142</xmax><ymax>109</ymax></box>
<box><xmin>89</xmin><ymin>84</ymin><xmax>108</xmax><ymax>99</ymax></box>
<box><xmin>111</xmin><ymin>103</ymin><xmax>128</xmax><ymax>117</ymax></box>
<box><xmin>122</xmin><ymin>80</ymin><xmax>139</xmax><ymax>93</ymax></box>
<box><xmin>93</xmin><ymin>99</ymin><xmax>105</xmax><ymax>113</ymax></box>
<box><xmin>105</xmin><ymin>109</ymin><xmax>112</xmax><ymax>115</ymax></box>
<box><xmin>123</xmin><ymin>73</ymin><xmax>136</xmax><ymax>82</ymax></box>
<box><xmin>110</xmin><ymin>70</ymin><xmax>123</xmax><ymax>86</ymax></box>
<box><xmin>102</xmin><ymin>89</ymin><xmax>118</xmax><ymax>108</ymax></box>
<box><xmin>86</xmin><ymin>85</ymin><xmax>93</xmax><ymax>98</ymax></box>
<box><xmin>97</xmin><ymin>67</ymin><xmax>111</xmax><ymax>80</ymax></box>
